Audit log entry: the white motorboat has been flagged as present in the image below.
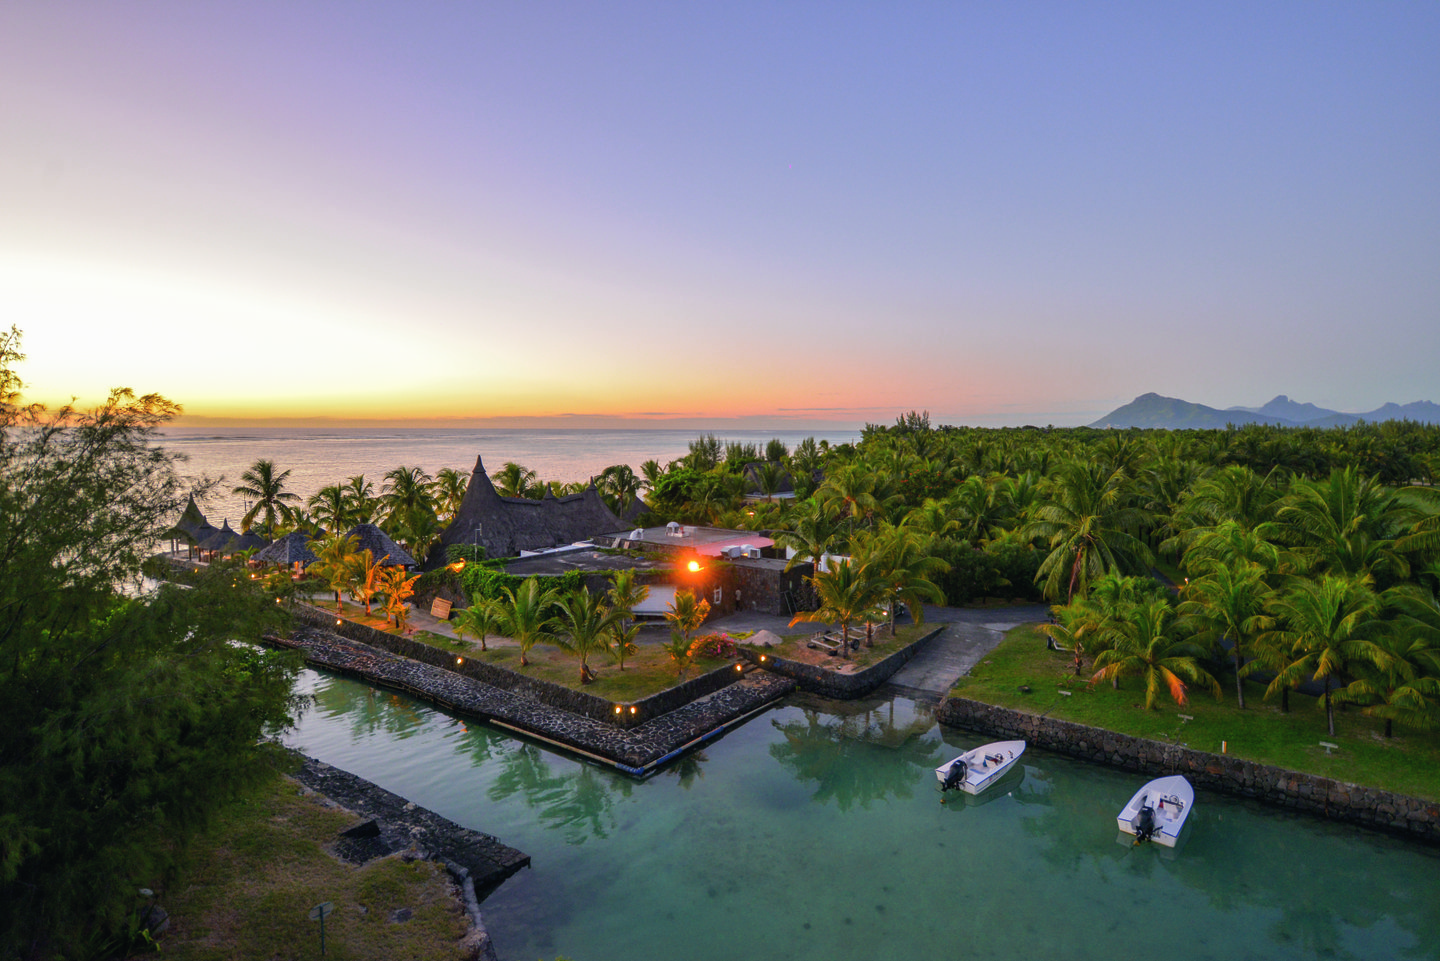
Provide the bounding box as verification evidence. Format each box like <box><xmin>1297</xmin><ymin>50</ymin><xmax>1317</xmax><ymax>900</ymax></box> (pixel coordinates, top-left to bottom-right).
<box><xmin>1117</xmin><ymin>775</ymin><xmax>1193</xmax><ymax>847</ymax></box>
<box><xmin>935</xmin><ymin>740</ymin><xmax>1026</xmax><ymax>795</ymax></box>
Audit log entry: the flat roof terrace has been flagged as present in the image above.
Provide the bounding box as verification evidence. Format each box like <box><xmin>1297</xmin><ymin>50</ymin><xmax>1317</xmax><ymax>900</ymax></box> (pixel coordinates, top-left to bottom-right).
<box><xmin>599</xmin><ymin>525</ymin><xmax>775</xmax><ymax>557</ymax></box>
<box><xmin>500</xmin><ymin>547</ymin><xmax>671</xmax><ymax>578</ymax></box>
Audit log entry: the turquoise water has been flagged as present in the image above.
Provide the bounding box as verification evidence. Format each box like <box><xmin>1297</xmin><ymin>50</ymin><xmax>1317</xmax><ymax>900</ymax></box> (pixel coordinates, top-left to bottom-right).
<box><xmin>284</xmin><ymin>670</ymin><xmax>1440</xmax><ymax>961</ymax></box>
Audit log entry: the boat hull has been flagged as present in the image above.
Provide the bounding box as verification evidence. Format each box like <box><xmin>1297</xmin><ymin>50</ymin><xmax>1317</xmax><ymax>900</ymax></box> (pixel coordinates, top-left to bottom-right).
<box><xmin>936</xmin><ymin>740</ymin><xmax>1026</xmax><ymax>795</ymax></box>
<box><xmin>1116</xmin><ymin>775</ymin><xmax>1193</xmax><ymax>848</ymax></box>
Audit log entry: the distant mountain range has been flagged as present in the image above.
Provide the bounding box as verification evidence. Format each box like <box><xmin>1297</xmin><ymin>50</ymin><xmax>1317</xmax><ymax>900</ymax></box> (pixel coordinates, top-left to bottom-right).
<box><xmin>1089</xmin><ymin>394</ymin><xmax>1440</xmax><ymax>430</ymax></box>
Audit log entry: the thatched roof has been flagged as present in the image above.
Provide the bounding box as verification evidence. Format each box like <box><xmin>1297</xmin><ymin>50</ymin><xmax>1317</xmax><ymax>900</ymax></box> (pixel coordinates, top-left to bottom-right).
<box><xmin>254</xmin><ymin>530</ymin><xmax>319</xmax><ymax>566</ymax></box>
<box><xmin>344</xmin><ymin>523</ymin><xmax>416</xmax><ymax>567</ymax></box>
<box><xmin>198</xmin><ymin>520</ymin><xmax>239</xmax><ymax>553</ymax></box>
<box><xmin>435</xmin><ymin>454</ymin><xmax>627</xmax><ymax>561</ymax></box>
<box><xmin>230</xmin><ymin>529</ymin><xmax>271</xmax><ymax>554</ymax></box>
<box><xmin>619</xmin><ymin>495</ymin><xmax>649</xmax><ymax>524</ymax></box>
<box><xmin>161</xmin><ymin>494</ymin><xmax>211</xmax><ymax>543</ymax></box>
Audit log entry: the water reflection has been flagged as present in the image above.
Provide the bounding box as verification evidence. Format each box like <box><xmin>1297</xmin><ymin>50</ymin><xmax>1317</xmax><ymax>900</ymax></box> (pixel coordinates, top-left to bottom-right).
<box><xmin>484</xmin><ymin>743</ymin><xmax>633</xmax><ymax>845</ymax></box>
<box><xmin>289</xmin><ymin>671</ymin><xmax>1440</xmax><ymax>961</ymax></box>
<box><xmin>768</xmin><ymin>693</ymin><xmax>941</xmax><ymax>811</ymax></box>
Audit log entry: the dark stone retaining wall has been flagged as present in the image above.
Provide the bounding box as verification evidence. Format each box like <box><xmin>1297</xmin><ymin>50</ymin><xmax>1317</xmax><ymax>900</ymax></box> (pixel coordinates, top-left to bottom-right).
<box><xmin>937</xmin><ymin>696</ymin><xmax>1440</xmax><ymax>843</ymax></box>
<box><xmin>271</xmin><ymin>625</ymin><xmax>795</xmax><ymax>773</ymax></box>
<box><xmin>290</xmin><ymin>754</ymin><xmax>528</xmax><ymax>961</ymax></box>
<box><xmin>740</xmin><ymin>626</ymin><xmax>942</xmax><ymax>699</ymax></box>
<box><xmin>293</xmin><ymin>603</ymin><xmax>743</xmax><ymax>727</ymax></box>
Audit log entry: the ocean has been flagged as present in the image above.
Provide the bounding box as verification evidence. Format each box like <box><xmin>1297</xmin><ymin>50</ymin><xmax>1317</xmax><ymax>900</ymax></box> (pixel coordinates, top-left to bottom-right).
<box><xmin>156</xmin><ymin>427</ymin><xmax>861</xmax><ymax>525</ymax></box>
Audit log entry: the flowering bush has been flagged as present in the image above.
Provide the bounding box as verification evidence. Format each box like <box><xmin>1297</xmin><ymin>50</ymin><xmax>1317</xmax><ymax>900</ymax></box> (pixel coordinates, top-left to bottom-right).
<box><xmin>692</xmin><ymin>632</ymin><xmax>739</xmax><ymax>658</ymax></box>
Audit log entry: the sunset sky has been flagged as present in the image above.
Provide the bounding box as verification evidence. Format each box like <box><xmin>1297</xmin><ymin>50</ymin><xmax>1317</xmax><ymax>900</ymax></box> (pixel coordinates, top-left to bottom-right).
<box><xmin>4</xmin><ymin>3</ymin><xmax>1437</xmax><ymax>428</ymax></box>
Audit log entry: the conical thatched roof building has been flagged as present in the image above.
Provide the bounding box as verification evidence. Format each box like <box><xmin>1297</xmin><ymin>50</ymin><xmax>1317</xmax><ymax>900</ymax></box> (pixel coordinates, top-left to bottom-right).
<box><xmin>344</xmin><ymin>523</ymin><xmax>416</xmax><ymax>567</ymax></box>
<box><xmin>254</xmin><ymin>530</ymin><xmax>319</xmax><ymax>567</ymax></box>
<box><xmin>161</xmin><ymin>494</ymin><xmax>210</xmax><ymax>543</ymax></box>
<box><xmin>230</xmin><ymin>529</ymin><xmax>271</xmax><ymax>554</ymax></box>
<box><xmin>198</xmin><ymin>520</ymin><xmax>240</xmax><ymax>554</ymax></box>
<box><xmin>435</xmin><ymin>454</ymin><xmax>626</xmax><ymax>562</ymax></box>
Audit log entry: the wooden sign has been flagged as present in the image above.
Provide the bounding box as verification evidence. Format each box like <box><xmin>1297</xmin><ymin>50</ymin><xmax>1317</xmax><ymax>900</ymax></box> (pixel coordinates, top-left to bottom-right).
<box><xmin>429</xmin><ymin>597</ymin><xmax>453</xmax><ymax>620</ymax></box>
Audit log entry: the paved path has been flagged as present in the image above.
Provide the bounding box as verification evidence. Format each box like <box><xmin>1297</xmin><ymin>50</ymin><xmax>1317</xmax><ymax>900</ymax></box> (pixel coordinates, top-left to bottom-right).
<box><xmin>883</xmin><ymin>604</ymin><xmax>1050</xmax><ymax>700</ymax></box>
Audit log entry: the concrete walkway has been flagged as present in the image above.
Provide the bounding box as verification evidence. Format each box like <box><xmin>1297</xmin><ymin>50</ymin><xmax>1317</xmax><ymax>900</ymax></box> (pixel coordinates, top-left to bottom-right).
<box><xmin>883</xmin><ymin>604</ymin><xmax>1050</xmax><ymax>700</ymax></box>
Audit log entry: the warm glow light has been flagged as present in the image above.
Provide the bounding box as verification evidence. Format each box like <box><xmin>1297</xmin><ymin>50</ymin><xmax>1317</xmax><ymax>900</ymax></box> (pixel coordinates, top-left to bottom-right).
<box><xmin>735</xmin><ymin>664</ymin><xmax>743</xmax><ymax>671</ymax></box>
<box><xmin>629</xmin><ymin>706</ymin><xmax>637</xmax><ymax>714</ymax></box>
<box><xmin>447</xmin><ymin>560</ymin><xmax>466</xmax><ymax>572</ymax></box>
<box><xmin>615</xmin><ymin>705</ymin><xmax>623</xmax><ymax>714</ymax></box>
<box><xmin>759</xmin><ymin>655</ymin><xmax>766</xmax><ymax>662</ymax></box>
<box><xmin>687</xmin><ymin>560</ymin><xmax>701</xmax><ymax>572</ymax></box>
<box><xmin>456</xmin><ymin>657</ymin><xmax>463</xmax><ymax>665</ymax></box>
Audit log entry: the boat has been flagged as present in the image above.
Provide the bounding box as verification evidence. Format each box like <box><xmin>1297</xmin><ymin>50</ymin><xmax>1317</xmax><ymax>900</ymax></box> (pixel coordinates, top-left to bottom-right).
<box><xmin>935</xmin><ymin>740</ymin><xmax>1026</xmax><ymax>795</ymax></box>
<box><xmin>1117</xmin><ymin>775</ymin><xmax>1193</xmax><ymax>847</ymax></box>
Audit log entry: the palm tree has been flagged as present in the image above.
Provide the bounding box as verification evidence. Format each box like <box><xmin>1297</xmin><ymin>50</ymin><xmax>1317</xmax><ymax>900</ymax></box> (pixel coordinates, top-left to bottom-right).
<box><xmin>1338</xmin><ymin>622</ymin><xmax>1440</xmax><ymax>737</ymax></box>
<box><xmin>598</xmin><ymin>464</ymin><xmax>642</xmax><ymax>514</ymax></box>
<box><xmin>353</xmin><ymin>549</ymin><xmax>387</xmax><ymax>616</ymax></box>
<box><xmin>452</xmin><ymin>597</ymin><xmax>500</xmax><ymax>651</ymax></box>
<box><xmin>307</xmin><ymin>532</ymin><xmax>361</xmax><ymax>612</ymax></box>
<box><xmin>492</xmin><ymin>461</ymin><xmax>539</xmax><ymax>499</ymax></box>
<box><xmin>233</xmin><ymin>459</ymin><xmax>301</xmax><ymax>534</ymax></box>
<box><xmin>789</xmin><ymin>558</ymin><xmax>884</xmax><ymax>658</ymax></box>
<box><xmin>307</xmin><ymin>484</ymin><xmax>351</xmax><ymax>534</ymax></box>
<box><xmin>663</xmin><ymin>588</ymin><xmax>711</xmax><ymax>677</ymax></box>
<box><xmin>855</xmin><ymin>523</ymin><xmax>948</xmax><ymax>638</ymax></box>
<box><xmin>1271</xmin><ymin>467</ymin><xmax>1413</xmax><ymax>585</ymax></box>
<box><xmin>1022</xmin><ymin>460</ymin><xmax>1155</xmax><ymax>602</ymax></box>
<box><xmin>606</xmin><ymin>569</ymin><xmax>649</xmax><ymax>671</ymax></box>
<box><xmin>554</xmin><ymin>588</ymin><xmax>622</xmax><ymax>684</ymax></box>
<box><xmin>342</xmin><ymin>475</ymin><xmax>379</xmax><ymax>524</ymax></box>
<box><xmin>381</xmin><ymin>465</ymin><xmax>435</xmax><ymax>523</ymax></box>
<box><xmin>493</xmin><ymin>576</ymin><xmax>560</xmax><ymax>667</ymax></box>
<box><xmin>775</xmin><ymin>498</ymin><xmax>843</xmax><ymax>577</ymax></box>
<box><xmin>1263</xmin><ymin>574</ymin><xmax>1386</xmax><ymax>737</ymax></box>
<box><xmin>1178</xmin><ymin>562</ymin><xmax>1273</xmax><ymax>708</ymax></box>
<box><xmin>377</xmin><ymin>566</ymin><xmax>420</xmax><ymax>631</ymax></box>
<box><xmin>1088</xmin><ymin>596</ymin><xmax>1220</xmax><ymax>710</ymax></box>
<box><xmin>432</xmin><ymin>467</ymin><xmax>470</xmax><ymax>522</ymax></box>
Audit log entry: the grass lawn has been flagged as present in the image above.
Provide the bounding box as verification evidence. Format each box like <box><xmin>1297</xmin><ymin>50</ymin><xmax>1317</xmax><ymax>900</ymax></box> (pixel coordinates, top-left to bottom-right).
<box><xmin>953</xmin><ymin>624</ymin><xmax>1440</xmax><ymax>802</ymax></box>
<box><xmin>160</xmin><ymin>773</ymin><xmax>471</xmax><ymax>961</ymax></box>
<box><xmin>456</xmin><ymin>642</ymin><xmax>742</xmax><ymax>701</ymax></box>
<box><xmin>750</xmin><ymin>623</ymin><xmax>932</xmax><ymax>669</ymax></box>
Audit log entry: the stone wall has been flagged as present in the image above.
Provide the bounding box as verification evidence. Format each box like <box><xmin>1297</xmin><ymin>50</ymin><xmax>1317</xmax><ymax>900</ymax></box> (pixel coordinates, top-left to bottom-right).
<box><xmin>293</xmin><ymin>603</ymin><xmax>744</xmax><ymax>727</ymax></box>
<box><xmin>741</xmin><ymin>626</ymin><xmax>942</xmax><ymax>699</ymax></box>
<box><xmin>937</xmin><ymin>696</ymin><xmax>1440</xmax><ymax>843</ymax></box>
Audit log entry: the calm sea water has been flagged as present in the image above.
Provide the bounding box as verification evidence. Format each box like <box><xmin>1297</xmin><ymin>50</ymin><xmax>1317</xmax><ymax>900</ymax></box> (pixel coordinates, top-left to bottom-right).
<box><xmin>284</xmin><ymin>670</ymin><xmax>1440</xmax><ymax>961</ymax></box>
<box><xmin>157</xmin><ymin>427</ymin><xmax>860</xmax><ymax>526</ymax></box>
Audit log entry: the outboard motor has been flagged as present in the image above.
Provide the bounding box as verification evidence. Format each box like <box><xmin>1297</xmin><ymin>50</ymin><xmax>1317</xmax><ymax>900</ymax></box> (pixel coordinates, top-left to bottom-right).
<box><xmin>942</xmin><ymin>760</ymin><xmax>968</xmax><ymax>792</ymax></box>
<box><xmin>1132</xmin><ymin>804</ymin><xmax>1157</xmax><ymax>843</ymax></box>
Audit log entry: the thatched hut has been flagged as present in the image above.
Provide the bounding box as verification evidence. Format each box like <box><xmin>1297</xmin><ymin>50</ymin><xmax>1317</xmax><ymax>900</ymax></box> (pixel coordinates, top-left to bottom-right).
<box><xmin>161</xmin><ymin>494</ymin><xmax>218</xmax><ymax>558</ymax></box>
<box><xmin>254</xmin><ymin>530</ymin><xmax>319</xmax><ymax>573</ymax></box>
<box><xmin>433</xmin><ymin>454</ymin><xmax>626</xmax><ymax>563</ymax></box>
<box><xmin>197</xmin><ymin>520</ymin><xmax>240</xmax><ymax>559</ymax></box>
<box><xmin>344</xmin><ymin>523</ymin><xmax>416</xmax><ymax>567</ymax></box>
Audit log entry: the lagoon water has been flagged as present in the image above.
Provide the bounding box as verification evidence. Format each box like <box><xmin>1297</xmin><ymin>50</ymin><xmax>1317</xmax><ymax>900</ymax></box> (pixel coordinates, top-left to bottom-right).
<box><xmin>284</xmin><ymin>669</ymin><xmax>1440</xmax><ymax>961</ymax></box>
<box><xmin>158</xmin><ymin>427</ymin><xmax>860</xmax><ymax>526</ymax></box>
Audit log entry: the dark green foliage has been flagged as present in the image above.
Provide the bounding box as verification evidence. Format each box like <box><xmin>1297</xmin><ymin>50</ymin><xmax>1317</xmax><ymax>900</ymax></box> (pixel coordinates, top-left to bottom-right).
<box><xmin>459</xmin><ymin>562</ymin><xmax>585</xmax><ymax>605</ymax></box>
<box><xmin>0</xmin><ymin>330</ymin><xmax>302</xmax><ymax>956</ymax></box>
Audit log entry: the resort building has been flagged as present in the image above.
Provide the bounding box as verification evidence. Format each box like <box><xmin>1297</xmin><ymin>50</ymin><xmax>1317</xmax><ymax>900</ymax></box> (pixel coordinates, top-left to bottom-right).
<box><xmin>434</xmin><ymin>454</ymin><xmax>628</xmax><ymax>562</ymax></box>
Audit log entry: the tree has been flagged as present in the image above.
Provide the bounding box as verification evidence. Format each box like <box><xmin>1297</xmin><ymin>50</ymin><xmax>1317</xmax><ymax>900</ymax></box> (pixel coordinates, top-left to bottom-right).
<box><xmin>1263</xmin><ymin>574</ymin><xmax>1386</xmax><ymax>737</ymax></box>
<box><xmin>1022</xmin><ymin>460</ymin><xmax>1155</xmax><ymax>602</ymax></box>
<box><xmin>1088</xmin><ymin>596</ymin><xmax>1220</xmax><ymax>710</ymax></box>
<box><xmin>378</xmin><ymin>565</ymin><xmax>420</xmax><ymax>631</ymax></box>
<box><xmin>0</xmin><ymin>329</ymin><xmax>300</xmax><ymax>955</ymax></box>
<box><xmin>856</xmin><ymin>523</ymin><xmax>948</xmax><ymax>638</ymax></box>
<box><xmin>598</xmin><ymin>464</ymin><xmax>642</xmax><ymax>514</ymax></box>
<box><xmin>492</xmin><ymin>461</ymin><xmax>540</xmax><ymax>499</ymax></box>
<box><xmin>789</xmin><ymin>558</ymin><xmax>884</xmax><ymax>658</ymax></box>
<box><xmin>353</xmin><ymin>549</ymin><xmax>387</xmax><ymax>616</ymax></box>
<box><xmin>606</xmin><ymin>569</ymin><xmax>649</xmax><ymax>671</ymax></box>
<box><xmin>452</xmin><ymin>596</ymin><xmax>500</xmax><ymax>651</ymax></box>
<box><xmin>774</xmin><ymin>497</ymin><xmax>843</xmax><ymax>576</ymax></box>
<box><xmin>1178</xmin><ymin>562</ymin><xmax>1274</xmax><ymax>709</ymax></box>
<box><xmin>233</xmin><ymin>458</ymin><xmax>301</xmax><ymax>534</ymax></box>
<box><xmin>308</xmin><ymin>483</ymin><xmax>352</xmax><ymax>534</ymax></box>
<box><xmin>307</xmin><ymin>532</ymin><xmax>361</xmax><ymax>612</ymax></box>
<box><xmin>381</xmin><ymin>465</ymin><xmax>435</xmax><ymax>523</ymax></box>
<box><xmin>493</xmin><ymin>576</ymin><xmax>560</xmax><ymax>667</ymax></box>
<box><xmin>553</xmin><ymin>588</ymin><xmax>621</xmax><ymax>683</ymax></box>
<box><xmin>342</xmin><ymin>474</ymin><xmax>379</xmax><ymax>524</ymax></box>
<box><xmin>664</xmin><ymin>588</ymin><xmax>711</xmax><ymax>677</ymax></box>
<box><xmin>432</xmin><ymin>466</ymin><xmax>470</xmax><ymax>521</ymax></box>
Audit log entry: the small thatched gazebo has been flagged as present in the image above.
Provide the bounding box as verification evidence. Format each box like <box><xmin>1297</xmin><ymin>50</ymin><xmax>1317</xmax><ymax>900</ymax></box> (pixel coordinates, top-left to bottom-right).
<box><xmin>161</xmin><ymin>494</ymin><xmax>218</xmax><ymax>559</ymax></box>
<box><xmin>198</xmin><ymin>520</ymin><xmax>240</xmax><ymax>559</ymax></box>
<box><xmin>254</xmin><ymin>530</ymin><xmax>319</xmax><ymax>575</ymax></box>
<box><xmin>229</xmin><ymin>529</ymin><xmax>271</xmax><ymax>555</ymax></box>
<box><xmin>344</xmin><ymin>523</ymin><xmax>416</xmax><ymax>567</ymax></box>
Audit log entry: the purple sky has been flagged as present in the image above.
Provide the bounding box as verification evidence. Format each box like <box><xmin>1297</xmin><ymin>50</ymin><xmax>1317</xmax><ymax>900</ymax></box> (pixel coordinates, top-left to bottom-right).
<box><xmin>4</xmin><ymin>3</ymin><xmax>1437</xmax><ymax>427</ymax></box>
